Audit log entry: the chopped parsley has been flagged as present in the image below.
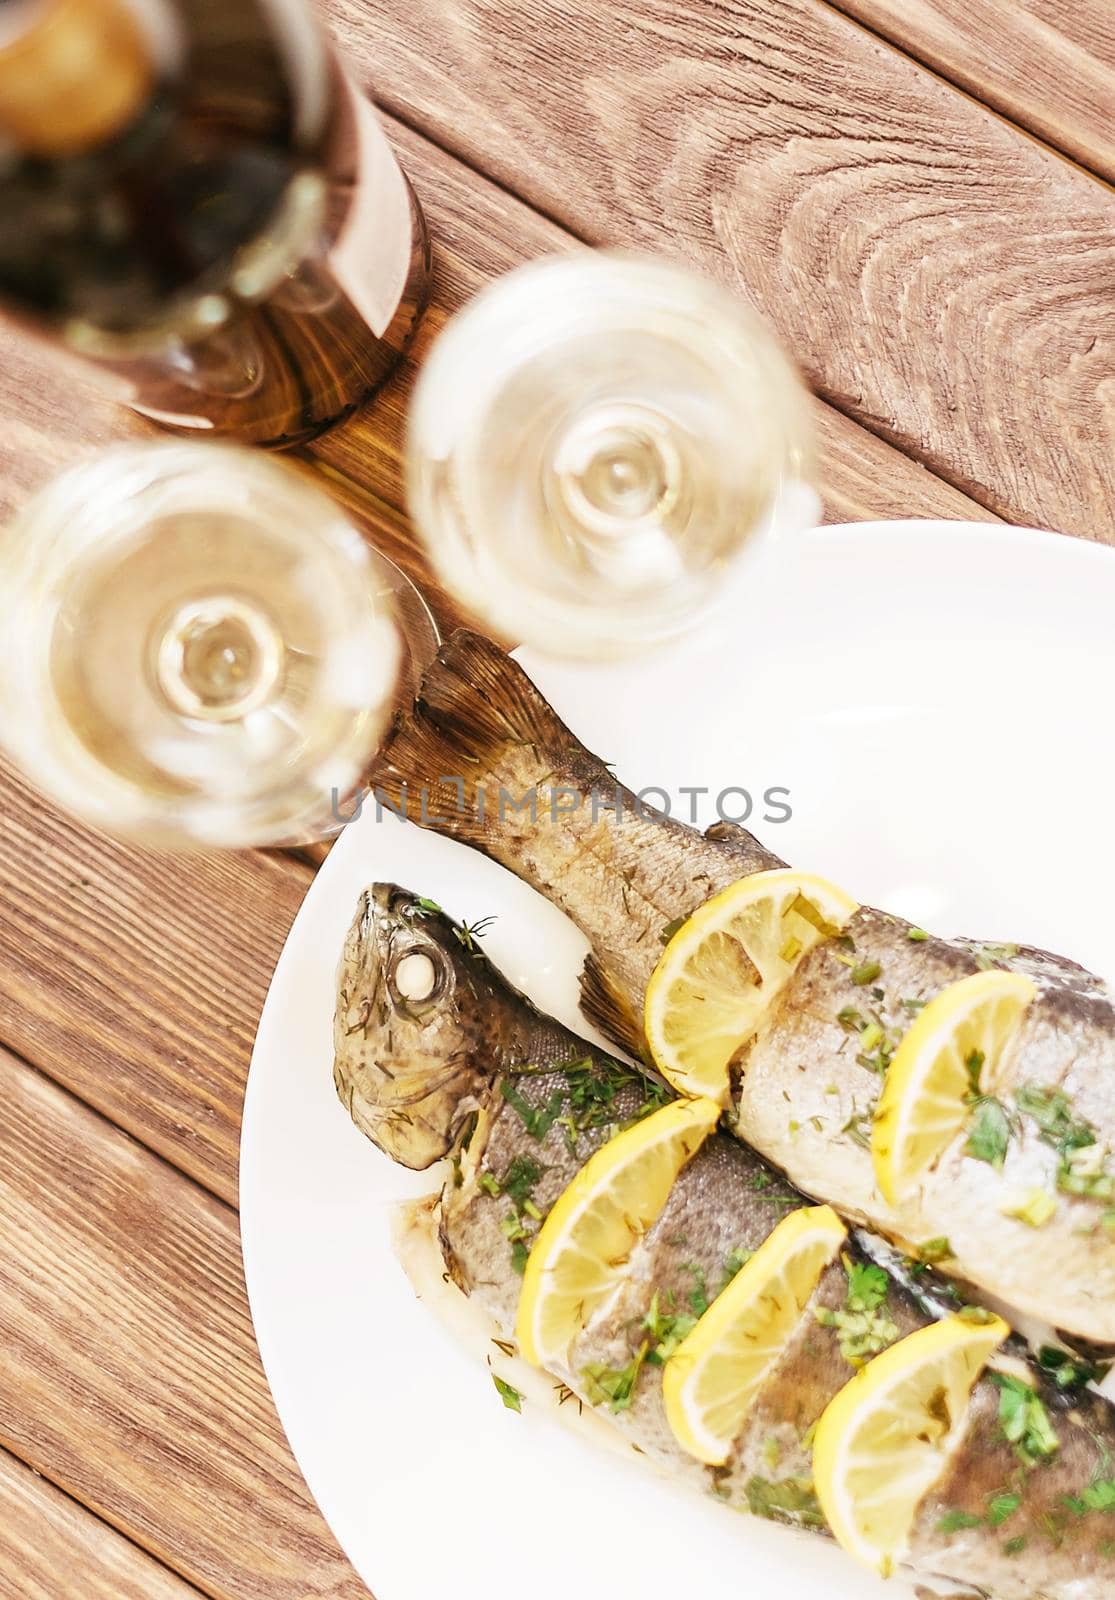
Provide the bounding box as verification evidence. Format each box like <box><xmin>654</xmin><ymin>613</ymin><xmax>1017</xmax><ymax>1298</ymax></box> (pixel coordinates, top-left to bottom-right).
<box><xmin>987</xmin><ymin>1491</ymin><xmax>1023</xmax><ymax>1527</ymax></box>
<box><xmin>907</xmin><ymin>927</ymin><xmax>929</xmax><ymax>942</ymax></box>
<box><xmin>745</xmin><ymin>1475</ymin><xmax>826</xmax><ymax>1528</ymax></box>
<box><xmin>917</xmin><ymin>1236</ymin><xmax>954</xmax><ymax>1264</ymax></box>
<box><xmin>490</xmin><ymin>1154</ymin><xmax>545</xmax><ymax>1274</ymax></box>
<box><xmin>582</xmin><ymin>1341</ymin><xmax>649</xmax><ymax>1413</ymax></box>
<box><xmin>965</xmin><ymin>1057</ymin><xmax>1014</xmax><ymax>1170</ymax></box>
<box><xmin>720</xmin><ymin>1244</ymin><xmax>754</xmax><ymax>1289</ymax></box>
<box><xmin>991</xmin><ymin>1372</ymin><xmax>1059</xmax><ymax>1467</ymax></box>
<box><xmin>971</xmin><ymin>941</ymin><xmax>1020</xmax><ymax>971</ymax></box>
<box><xmin>501</xmin><ymin>1079</ymin><xmax>565</xmax><ymax>1140</ymax></box>
<box><xmin>492</xmin><ymin>1375</ymin><xmax>523</xmax><ymax>1412</ymax></box>
<box><xmin>660</xmin><ymin>914</ymin><xmax>689</xmax><ymax>945</ymax></box>
<box><xmin>815</xmin><ymin>1258</ymin><xmax>899</xmax><ymax>1367</ymax></box>
<box><xmin>1065</xmin><ymin>1478</ymin><xmax>1115</xmax><ymax>1518</ymax></box>
<box><xmin>643</xmin><ymin>1291</ymin><xmax>698</xmax><ymax>1365</ymax></box>
<box><xmin>938</xmin><ymin>1509</ymin><xmax>983</xmax><ymax>1533</ymax></box>
<box><xmin>501</xmin><ymin>1154</ymin><xmax>542</xmax><ymax>1211</ymax></box>
<box><xmin>682</xmin><ymin>1262</ymin><xmax>711</xmax><ymax>1318</ymax></box>
<box><xmin>1037</xmin><ymin>1344</ymin><xmax>1111</xmax><ymax>1393</ymax></box>
<box><xmin>851</xmin><ymin>961</ymin><xmax>882</xmax><ymax>986</ymax></box>
<box><xmin>939</xmin><ymin>1489</ymin><xmax>1022</xmax><ymax>1535</ymax></box>
<box><xmin>1016</xmin><ymin>1084</ymin><xmax>1114</xmax><ymax>1202</ymax></box>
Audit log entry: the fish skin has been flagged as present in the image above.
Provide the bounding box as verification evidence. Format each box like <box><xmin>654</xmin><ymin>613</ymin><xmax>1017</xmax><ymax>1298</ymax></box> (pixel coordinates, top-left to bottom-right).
<box><xmin>335</xmin><ymin>885</ymin><xmax>1115</xmax><ymax>1600</ymax></box>
<box><xmin>373</xmin><ymin>630</ymin><xmax>1115</xmax><ymax>1343</ymax></box>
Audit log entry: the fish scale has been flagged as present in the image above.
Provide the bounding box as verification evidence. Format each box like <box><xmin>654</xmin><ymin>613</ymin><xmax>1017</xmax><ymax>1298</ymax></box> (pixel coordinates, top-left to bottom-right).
<box><xmin>333</xmin><ymin>883</ymin><xmax>1115</xmax><ymax>1600</ymax></box>
<box><xmin>374</xmin><ymin>630</ymin><xmax>1115</xmax><ymax>1345</ymax></box>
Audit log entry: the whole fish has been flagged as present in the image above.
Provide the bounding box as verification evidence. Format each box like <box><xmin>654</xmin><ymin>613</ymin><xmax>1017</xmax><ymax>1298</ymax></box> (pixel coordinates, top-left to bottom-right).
<box><xmin>373</xmin><ymin>631</ymin><xmax>1115</xmax><ymax>1345</ymax></box>
<box><xmin>334</xmin><ymin>883</ymin><xmax>1115</xmax><ymax>1600</ymax></box>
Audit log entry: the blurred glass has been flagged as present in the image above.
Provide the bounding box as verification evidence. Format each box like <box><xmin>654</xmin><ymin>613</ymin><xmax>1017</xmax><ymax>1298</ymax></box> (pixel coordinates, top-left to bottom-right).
<box><xmin>0</xmin><ymin>443</ymin><xmax>438</xmax><ymax>847</ymax></box>
<box><xmin>0</xmin><ymin>0</ymin><xmax>431</xmax><ymax>446</ymax></box>
<box><xmin>406</xmin><ymin>251</ymin><xmax>817</xmax><ymax>658</ymax></box>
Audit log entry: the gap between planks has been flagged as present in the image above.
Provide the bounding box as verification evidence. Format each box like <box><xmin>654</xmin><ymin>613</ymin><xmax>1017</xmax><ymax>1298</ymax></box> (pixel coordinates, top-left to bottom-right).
<box><xmin>0</xmin><ymin>1041</ymin><xmax>370</xmax><ymax>1600</ymax></box>
<box><xmin>326</xmin><ymin>0</ymin><xmax>1113</xmax><ymax>539</ymax></box>
<box><xmin>0</xmin><ymin>1444</ymin><xmax>209</xmax><ymax>1600</ymax></box>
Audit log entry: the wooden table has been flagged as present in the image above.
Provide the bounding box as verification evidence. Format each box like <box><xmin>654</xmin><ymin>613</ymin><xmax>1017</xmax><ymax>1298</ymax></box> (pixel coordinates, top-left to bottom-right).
<box><xmin>0</xmin><ymin>3</ymin><xmax>1111</xmax><ymax>1593</ymax></box>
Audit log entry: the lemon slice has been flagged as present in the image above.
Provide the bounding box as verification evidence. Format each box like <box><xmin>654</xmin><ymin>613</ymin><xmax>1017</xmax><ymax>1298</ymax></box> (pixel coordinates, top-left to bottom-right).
<box><xmin>872</xmin><ymin>969</ymin><xmax>1037</xmax><ymax>1206</ymax></box>
<box><xmin>516</xmin><ymin>1096</ymin><xmax>720</xmax><ymax>1368</ymax></box>
<box><xmin>645</xmin><ymin>869</ymin><xmax>860</xmax><ymax>1101</ymax></box>
<box><xmin>663</xmin><ymin>1204</ymin><xmax>846</xmax><ymax>1464</ymax></box>
<box><xmin>812</xmin><ymin>1312</ymin><xmax>1010</xmax><ymax>1575</ymax></box>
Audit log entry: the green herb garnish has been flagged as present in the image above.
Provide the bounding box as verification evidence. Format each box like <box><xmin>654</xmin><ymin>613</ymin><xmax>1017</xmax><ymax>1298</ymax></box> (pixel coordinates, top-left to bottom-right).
<box><xmin>582</xmin><ymin>1342</ymin><xmax>649</xmax><ymax>1413</ymax></box>
<box><xmin>1065</xmin><ymin>1478</ymin><xmax>1115</xmax><ymax>1517</ymax></box>
<box><xmin>966</xmin><ymin>1095</ymin><xmax>1013</xmax><ymax>1169</ymax></box>
<box><xmin>1037</xmin><ymin>1345</ymin><xmax>1111</xmax><ymax>1392</ymax></box>
<box><xmin>1016</xmin><ymin>1084</ymin><xmax>1113</xmax><ymax>1202</ymax></box>
<box><xmin>971</xmin><ymin>942</ymin><xmax>1020</xmax><ymax>971</ymax></box>
<box><xmin>745</xmin><ymin>1475</ymin><xmax>826</xmax><ymax>1528</ymax></box>
<box><xmin>991</xmin><ymin>1373</ymin><xmax>1059</xmax><ymax>1467</ymax></box>
<box><xmin>851</xmin><ymin>961</ymin><xmax>882</xmax><ymax>986</ymax></box>
<box><xmin>938</xmin><ymin>1509</ymin><xmax>983</xmax><ymax>1533</ymax></box>
<box><xmin>907</xmin><ymin>928</ymin><xmax>929</xmax><ymax>942</ymax></box>
<box><xmin>815</xmin><ymin>1257</ymin><xmax>898</xmax><ymax>1367</ymax></box>
<box><xmin>987</xmin><ymin>1492</ymin><xmax>1023</xmax><ymax>1527</ymax></box>
<box><xmin>492</xmin><ymin>1375</ymin><xmax>523</xmax><ymax>1412</ymax></box>
<box><xmin>501</xmin><ymin>1079</ymin><xmax>565</xmax><ymax>1140</ymax></box>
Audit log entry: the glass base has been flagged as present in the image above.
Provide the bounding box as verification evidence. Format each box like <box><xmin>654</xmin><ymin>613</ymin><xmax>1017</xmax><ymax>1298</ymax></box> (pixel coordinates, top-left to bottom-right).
<box><xmin>124</xmin><ymin>179</ymin><xmax>432</xmax><ymax>450</ymax></box>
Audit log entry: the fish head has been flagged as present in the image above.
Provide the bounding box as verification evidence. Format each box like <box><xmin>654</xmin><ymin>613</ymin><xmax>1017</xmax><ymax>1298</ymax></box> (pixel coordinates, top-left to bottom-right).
<box><xmin>333</xmin><ymin>884</ymin><xmax>518</xmax><ymax>1170</ymax></box>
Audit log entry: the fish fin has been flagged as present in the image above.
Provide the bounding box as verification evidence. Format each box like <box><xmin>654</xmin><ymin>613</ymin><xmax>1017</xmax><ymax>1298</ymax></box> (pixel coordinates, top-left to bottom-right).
<box><xmin>705</xmin><ymin>819</ymin><xmax>750</xmax><ymax>843</ymax></box>
<box><xmin>579</xmin><ymin>953</ymin><xmax>647</xmax><ymax>1059</ymax></box>
<box><xmin>373</xmin><ymin>630</ymin><xmax>599</xmax><ymax>837</ymax></box>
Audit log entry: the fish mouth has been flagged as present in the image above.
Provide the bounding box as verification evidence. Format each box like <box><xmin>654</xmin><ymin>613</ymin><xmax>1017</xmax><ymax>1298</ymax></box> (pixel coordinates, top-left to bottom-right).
<box><xmin>333</xmin><ymin>882</ymin><xmax>485</xmax><ymax>1170</ymax></box>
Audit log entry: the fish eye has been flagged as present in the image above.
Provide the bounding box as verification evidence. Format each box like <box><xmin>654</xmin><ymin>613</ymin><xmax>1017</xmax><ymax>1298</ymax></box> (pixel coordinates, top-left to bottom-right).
<box><xmin>391</xmin><ymin>948</ymin><xmax>443</xmax><ymax>1004</ymax></box>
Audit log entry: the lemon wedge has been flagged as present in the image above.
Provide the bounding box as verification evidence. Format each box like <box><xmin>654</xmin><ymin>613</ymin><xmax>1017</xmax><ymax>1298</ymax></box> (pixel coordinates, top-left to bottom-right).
<box><xmin>645</xmin><ymin>869</ymin><xmax>860</xmax><ymax>1101</ymax></box>
<box><xmin>812</xmin><ymin>1312</ymin><xmax>1010</xmax><ymax>1575</ymax></box>
<box><xmin>872</xmin><ymin>969</ymin><xmax>1037</xmax><ymax>1206</ymax></box>
<box><xmin>516</xmin><ymin>1096</ymin><xmax>720</xmax><ymax>1368</ymax></box>
<box><xmin>663</xmin><ymin>1204</ymin><xmax>846</xmax><ymax>1464</ymax></box>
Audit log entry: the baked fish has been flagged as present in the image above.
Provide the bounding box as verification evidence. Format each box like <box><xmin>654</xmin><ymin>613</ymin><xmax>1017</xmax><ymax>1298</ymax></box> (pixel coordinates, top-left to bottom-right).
<box><xmin>373</xmin><ymin>631</ymin><xmax>1115</xmax><ymax>1344</ymax></box>
<box><xmin>334</xmin><ymin>883</ymin><xmax>1115</xmax><ymax>1600</ymax></box>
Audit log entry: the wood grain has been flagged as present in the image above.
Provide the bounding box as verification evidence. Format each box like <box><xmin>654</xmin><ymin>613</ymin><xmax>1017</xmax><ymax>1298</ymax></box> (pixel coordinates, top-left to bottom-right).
<box><xmin>311</xmin><ymin>117</ymin><xmax>996</xmax><ymax>531</ymax></box>
<box><xmin>0</xmin><ymin>1046</ymin><xmax>368</xmax><ymax>1600</ymax></box>
<box><xmin>331</xmin><ymin>0</ymin><xmax>1115</xmax><ymax>539</ymax></box>
<box><xmin>0</xmin><ymin>1449</ymin><xmax>203</xmax><ymax>1600</ymax></box>
<box><xmin>828</xmin><ymin>0</ymin><xmax>1115</xmax><ymax>184</ymax></box>
<box><xmin>0</xmin><ymin>115</ymin><xmax>993</xmax><ymax>1206</ymax></box>
<box><xmin>0</xmin><ymin>758</ymin><xmax>311</xmax><ymax>1205</ymax></box>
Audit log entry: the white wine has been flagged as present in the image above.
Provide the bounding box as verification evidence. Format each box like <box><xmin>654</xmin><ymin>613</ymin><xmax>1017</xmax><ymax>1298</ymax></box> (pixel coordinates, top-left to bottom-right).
<box><xmin>0</xmin><ymin>444</ymin><xmax>438</xmax><ymax>846</ymax></box>
<box><xmin>0</xmin><ymin>0</ymin><xmax>430</xmax><ymax>445</ymax></box>
<box><xmin>407</xmin><ymin>252</ymin><xmax>817</xmax><ymax>657</ymax></box>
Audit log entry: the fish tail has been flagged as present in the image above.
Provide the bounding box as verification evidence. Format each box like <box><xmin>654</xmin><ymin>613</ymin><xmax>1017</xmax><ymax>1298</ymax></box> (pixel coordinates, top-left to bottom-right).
<box><xmin>373</xmin><ymin>630</ymin><xmax>601</xmax><ymax>840</ymax></box>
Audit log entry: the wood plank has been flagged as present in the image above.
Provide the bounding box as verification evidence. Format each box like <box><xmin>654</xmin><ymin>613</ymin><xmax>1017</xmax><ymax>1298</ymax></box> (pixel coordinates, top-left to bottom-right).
<box><xmin>0</xmin><ymin>1047</ymin><xmax>367</xmax><ymax>1600</ymax></box>
<box><xmin>329</xmin><ymin>0</ymin><xmax>1115</xmax><ymax>540</ymax></box>
<box><xmin>0</xmin><ymin>758</ymin><xmax>311</xmax><ymax>1206</ymax></box>
<box><xmin>0</xmin><ymin>1449</ymin><xmax>203</xmax><ymax>1600</ymax></box>
<box><xmin>310</xmin><ymin>118</ymin><xmax>996</xmax><ymax>530</ymax></box>
<box><xmin>827</xmin><ymin>0</ymin><xmax>1115</xmax><ymax>185</ymax></box>
<box><xmin>0</xmin><ymin>118</ymin><xmax>992</xmax><ymax>1199</ymax></box>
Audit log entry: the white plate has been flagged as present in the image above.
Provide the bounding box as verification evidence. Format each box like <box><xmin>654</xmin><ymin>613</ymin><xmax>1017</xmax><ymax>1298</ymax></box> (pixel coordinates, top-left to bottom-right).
<box><xmin>241</xmin><ymin>520</ymin><xmax>1115</xmax><ymax>1600</ymax></box>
